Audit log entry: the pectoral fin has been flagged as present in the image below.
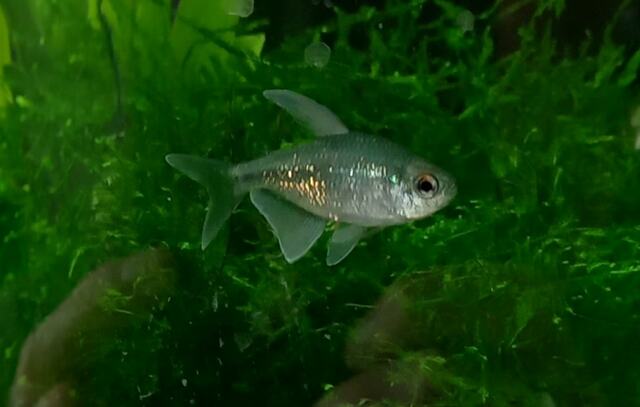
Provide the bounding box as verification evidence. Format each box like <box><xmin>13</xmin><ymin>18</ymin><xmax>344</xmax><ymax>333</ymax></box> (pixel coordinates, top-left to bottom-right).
<box><xmin>250</xmin><ymin>189</ymin><xmax>325</xmax><ymax>263</ymax></box>
<box><xmin>326</xmin><ymin>224</ymin><xmax>368</xmax><ymax>266</ymax></box>
<box><xmin>263</xmin><ymin>89</ymin><xmax>349</xmax><ymax>136</ymax></box>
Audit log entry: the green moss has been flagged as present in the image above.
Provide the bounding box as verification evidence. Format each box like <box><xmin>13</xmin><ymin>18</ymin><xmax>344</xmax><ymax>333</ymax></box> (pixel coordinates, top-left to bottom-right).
<box><xmin>1</xmin><ymin>0</ymin><xmax>639</xmax><ymax>405</ymax></box>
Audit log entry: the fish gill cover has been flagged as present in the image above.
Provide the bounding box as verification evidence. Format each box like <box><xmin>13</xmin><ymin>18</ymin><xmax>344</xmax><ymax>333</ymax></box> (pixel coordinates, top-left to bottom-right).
<box><xmin>0</xmin><ymin>0</ymin><xmax>639</xmax><ymax>406</ymax></box>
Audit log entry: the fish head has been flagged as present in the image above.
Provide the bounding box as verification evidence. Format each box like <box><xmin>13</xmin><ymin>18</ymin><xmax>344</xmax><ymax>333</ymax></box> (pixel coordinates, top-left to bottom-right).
<box><xmin>395</xmin><ymin>158</ymin><xmax>457</xmax><ymax>221</ymax></box>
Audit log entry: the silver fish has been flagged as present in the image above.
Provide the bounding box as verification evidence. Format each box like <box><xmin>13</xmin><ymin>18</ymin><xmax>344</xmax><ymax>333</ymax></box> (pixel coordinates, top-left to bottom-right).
<box><xmin>166</xmin><ymin>90</ymin><xmax>457</xmax><ymax>265</ymax></box>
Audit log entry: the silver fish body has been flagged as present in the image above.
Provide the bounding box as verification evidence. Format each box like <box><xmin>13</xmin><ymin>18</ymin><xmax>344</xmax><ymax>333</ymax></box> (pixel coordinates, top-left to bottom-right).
<box><xmin>166</xmin><ymin>90</ymin><xmax>456</xmax><ymax>265</ymax></box>
<box><xmin>232</xmin><ymin>132</ymin><xmax>456</xmax><ymax>227</ymax></box>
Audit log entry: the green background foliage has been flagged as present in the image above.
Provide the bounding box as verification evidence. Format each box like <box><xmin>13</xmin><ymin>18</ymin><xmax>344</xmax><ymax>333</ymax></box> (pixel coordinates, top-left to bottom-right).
<box><xmin>0</xmin><ymin>0</ymin><xmax>639</xmax><ymax>405</ymax></box>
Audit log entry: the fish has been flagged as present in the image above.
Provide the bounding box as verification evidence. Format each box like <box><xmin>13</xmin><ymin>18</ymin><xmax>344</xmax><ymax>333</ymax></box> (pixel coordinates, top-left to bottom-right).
<box><xmin>166</xmin><ymin>89</ymin><xmax>457</xmax><ymax>265</ymax></box>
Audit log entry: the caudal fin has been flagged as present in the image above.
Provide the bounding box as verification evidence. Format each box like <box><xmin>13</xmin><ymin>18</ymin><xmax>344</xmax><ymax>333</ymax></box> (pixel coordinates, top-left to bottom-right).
<box><xmin>165</xmin><ymin>154</ymin><xmax>242</xmax><ymax>250</ymax></box>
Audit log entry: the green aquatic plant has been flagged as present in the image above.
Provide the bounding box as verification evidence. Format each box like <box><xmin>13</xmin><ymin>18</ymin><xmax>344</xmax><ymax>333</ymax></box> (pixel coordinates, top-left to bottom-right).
<box><xmin>1</xmin><ymin>0</ymin><xmax>639</xmax><ymax>405</ymax></box>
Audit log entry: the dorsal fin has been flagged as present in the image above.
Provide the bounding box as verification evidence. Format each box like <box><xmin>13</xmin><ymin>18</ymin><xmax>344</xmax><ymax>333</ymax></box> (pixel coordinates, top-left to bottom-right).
<box><xmin>263</xmin><ymin>89</ymin><xmax>349</xmax><ymax>136</ymax></box>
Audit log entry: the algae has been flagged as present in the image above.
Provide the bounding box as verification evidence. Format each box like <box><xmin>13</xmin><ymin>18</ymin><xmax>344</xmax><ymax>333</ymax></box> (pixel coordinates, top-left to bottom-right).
<box><xmin>0</xmin><ymin>0</ymin><xmax>639</xmax><ymax>405</ymax></box>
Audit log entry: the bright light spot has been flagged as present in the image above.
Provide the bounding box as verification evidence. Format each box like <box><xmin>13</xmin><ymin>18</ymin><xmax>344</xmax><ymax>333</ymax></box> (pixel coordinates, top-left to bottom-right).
<box><xmin>211</xmin><ymin>292</ymin><xmax>218</xmax><ymax>312</ymax></box>
<box><xmin>305</xmin><ymin>41</ymin><xmax>331</xmax><ymax>68</ymax></box>
<box><xmin>456</xmin><ymin>9</ymin><xmax>475</xmax><ymax>33</ymax></box>
<box><xmin>635</xmin><ymin>132</ymin><xmax>640</xmax><ymax>150</ymax></box>
<box><xmin>225</xmin><ymin>0</ymin><xmax>254</xmax><ymax>18</ymax></box>
<box><xmin>181</xmin><ymin>379</ymin><xmax>188</xmax><ymax>387</ymax></box>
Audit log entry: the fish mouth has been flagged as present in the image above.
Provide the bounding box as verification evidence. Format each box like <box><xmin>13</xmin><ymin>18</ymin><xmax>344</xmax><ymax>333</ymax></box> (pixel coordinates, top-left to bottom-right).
<box><xmin>439</xmin><ymin>172</ymin><xmax>457</xmax><ymax>200</ymax></box>
<box><xmin>438</xmin><ymin>178</ymin><xmax>457</xmax><ymax>209</ymax></box>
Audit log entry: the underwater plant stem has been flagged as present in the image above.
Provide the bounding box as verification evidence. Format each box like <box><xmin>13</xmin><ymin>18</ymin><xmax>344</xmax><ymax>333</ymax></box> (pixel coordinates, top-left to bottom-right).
<box><xmin>97</xmin><ymin>0</ymin><xmax>124</xmax><ymax>128</ymax></box>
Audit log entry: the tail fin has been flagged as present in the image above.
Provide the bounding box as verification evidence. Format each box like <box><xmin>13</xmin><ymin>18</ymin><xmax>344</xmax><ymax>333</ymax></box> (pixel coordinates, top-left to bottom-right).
<box><xmin>165</xmin><ymin>154</ymin><xmax>243</xmax><ymax>250</ymax></box>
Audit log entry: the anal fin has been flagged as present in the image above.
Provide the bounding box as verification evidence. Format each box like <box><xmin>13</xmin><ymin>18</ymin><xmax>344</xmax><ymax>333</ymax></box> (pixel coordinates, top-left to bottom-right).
<box><xmin>250</xmin><ymin>189</ymin><xmax>325</xmax><ymax>263</ymax></box>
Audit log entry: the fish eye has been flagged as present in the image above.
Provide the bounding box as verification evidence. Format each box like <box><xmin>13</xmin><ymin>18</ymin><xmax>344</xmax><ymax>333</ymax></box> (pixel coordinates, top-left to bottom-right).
<box><xmin>415</xmin><ymin>174</ymin><xmax>438</xmax><ymax>196</ymax></box>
